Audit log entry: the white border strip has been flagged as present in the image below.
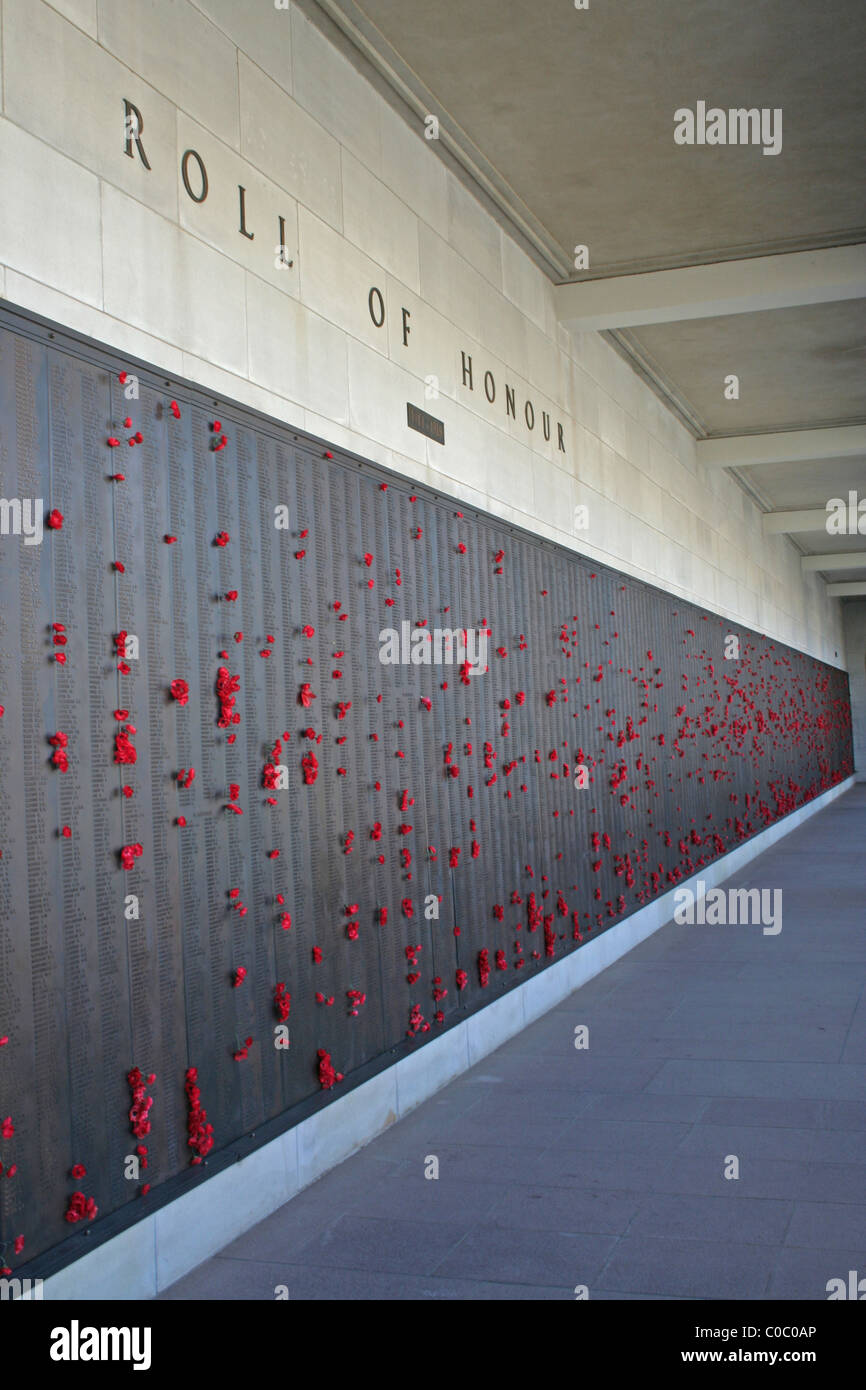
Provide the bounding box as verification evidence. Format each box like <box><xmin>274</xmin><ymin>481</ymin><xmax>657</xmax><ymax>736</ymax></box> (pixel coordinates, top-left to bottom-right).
<box><xmin>38</xmin><ymin>775</ymin><xmax>854</xmax><ymax>1300</ymax></box>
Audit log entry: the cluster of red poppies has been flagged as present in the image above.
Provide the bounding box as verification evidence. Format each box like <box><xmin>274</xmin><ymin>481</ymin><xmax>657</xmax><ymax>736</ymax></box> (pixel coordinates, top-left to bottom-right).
<box><xmin>48</xmin><ymin>730</ymin><xmax>69</xmax><ymax>772</ymax></box>
<box><xmin>478</xmin><ymin>949</ymin><xmax>490</xmax><ymax>988</ymax></box>
<box><xmin>114</xmin><ymin>725</ymin><xmax>137</xmax><ymax>766</ymax></box>
<box><xmin>184</xmin><ymin>1067</ymin><xmax>214</xmax><ymax>1163</ymax></box>
<box><xmin>407</xmin><ymin>1004</ymin><xmax>430</xmax><ymax>1037</ymax></box>
<box><xmin>52</xmin><ymin>622</ymin><xmax>67</xmax><ymax>665</ymax></box>
<box><xmin>127</xmin><ymin>1068</ymin><xmax>155</xmax><ymax>1139</ymax></box>
<box><xmin>216</xmin><ymin>667</ymin><xmax>240</xmax><ymax>729</ymax></box>
<box><xmin>346</xmin><ymin>989</ymin><xmax>366</xmax><ymax>1017</ymax></box>
<box><xmin>274</xmin><ymin>983</ymin><xmax>291</xmax><ymax>1021</ymax></box>
<box><xmin>120</xmin><ymin>842</ymin><xmax>143</xmax><ymax>871</ymax></box>
<box><xmin>316</xmin><ymin>1050</ymin><xmax>343</xmax><ymax>1090</ymax></box>
<box><xmin>64</xmin><ymin>1191</ymin><xmax>98</xmax><ymax>1224</ymax></box>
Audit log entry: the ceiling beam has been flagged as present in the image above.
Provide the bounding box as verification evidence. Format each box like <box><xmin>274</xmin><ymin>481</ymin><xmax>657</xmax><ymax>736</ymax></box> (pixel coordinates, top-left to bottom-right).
<box><xmin>802</xmin><ymin>552</ymin><xmax>866</xmax><ymax>572</ymax></box>
<box><xmin>697</xmin><ymin>425</ymin><xmax>866</xmax><ymax>469</ymax></box>
<box><xmin>826</xmin><ymin>581</ymin><xmax>866</xmax><ymax>597</ymax></box>
<box><xmin>555</xmin><ymin>245</ymin><xmax>866</xmax><ymax>331</ymax></box>
<box><xmin>763</xmin><ymin>509</ymin><xmax>831</xmax><ymax>534</ymax></box>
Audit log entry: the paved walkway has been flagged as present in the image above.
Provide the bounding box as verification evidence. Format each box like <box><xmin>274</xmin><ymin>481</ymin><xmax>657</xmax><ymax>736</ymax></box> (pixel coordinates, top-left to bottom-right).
<box><xmin>162</xmin><ymin>786</ymin><xmax>866</xmax><ymax>1300</ymax></box>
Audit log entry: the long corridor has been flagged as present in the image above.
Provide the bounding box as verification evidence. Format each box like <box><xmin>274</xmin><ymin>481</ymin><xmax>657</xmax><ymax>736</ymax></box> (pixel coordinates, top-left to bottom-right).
<box><xmin>162</xmin><ymin>787</ymin><xmax>866</xmax><ymax>1301</ymax></box>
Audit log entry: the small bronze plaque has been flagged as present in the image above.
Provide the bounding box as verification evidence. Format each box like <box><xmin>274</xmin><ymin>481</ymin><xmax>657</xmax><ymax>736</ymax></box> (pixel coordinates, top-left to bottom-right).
<box><xmin>407</xmin><ymin>402</ymin><xmax>445</xmax><ymax>444</ymax></box>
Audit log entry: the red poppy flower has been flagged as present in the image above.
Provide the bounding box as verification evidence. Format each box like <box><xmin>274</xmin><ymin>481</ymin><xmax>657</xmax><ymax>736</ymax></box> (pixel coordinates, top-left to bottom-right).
<box><xmin>46</xmin><ymin>509</ymin><xmax>64</xmax><ymax>530</ymax></box>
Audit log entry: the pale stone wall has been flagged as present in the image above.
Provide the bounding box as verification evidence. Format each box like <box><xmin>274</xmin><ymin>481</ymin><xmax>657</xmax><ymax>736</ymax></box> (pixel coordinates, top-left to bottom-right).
<box><xmin>842</xmin><ymin>601</ymin><xmax>866</xmax><ymax>774</ymax></box>
<box><xmin>0</xmin><ymin>0</ymin><xmax>846</xmax><ymax>665</ymax></box>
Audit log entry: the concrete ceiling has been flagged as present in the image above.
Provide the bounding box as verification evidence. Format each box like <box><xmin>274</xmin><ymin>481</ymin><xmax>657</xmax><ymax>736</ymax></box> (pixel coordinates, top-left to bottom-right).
<box><xmin>315</xmin><ymin>0</ymin><xmax>866</xmax><ymax>275</ymax></box>
<box><xmin>747</xmin><ymin>457</ymin><xmax>866</xmax><ymax>510</ymax></box>
<box><xmin>306</xmin><ymin>0</ymin><xmax>866</xmax><ymax>600</ymax></box>
<box><xmin>622</xmin><ymin>301</ymin><xmax>866</xmax><ymax>434</ymax></box>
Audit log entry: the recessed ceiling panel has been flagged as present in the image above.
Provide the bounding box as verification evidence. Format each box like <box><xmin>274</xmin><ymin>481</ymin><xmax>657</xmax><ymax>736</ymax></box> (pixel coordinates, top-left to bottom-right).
<box><xmin>626</xmin><ymin>301</ymin><xmax>866</xmax><ymax>433</ymax></box>
<box><xmin>347</xmin><ymin>0</ymin><xmax>866</xmax><ymax>273</ymax></box>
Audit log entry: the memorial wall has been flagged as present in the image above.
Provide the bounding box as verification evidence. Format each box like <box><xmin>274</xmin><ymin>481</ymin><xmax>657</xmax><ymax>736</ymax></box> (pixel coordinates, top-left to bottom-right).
<box><xmin>0</xmin><ymin>304</ymin><xmax>853</xmax><ymax>1277</ymax></box>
